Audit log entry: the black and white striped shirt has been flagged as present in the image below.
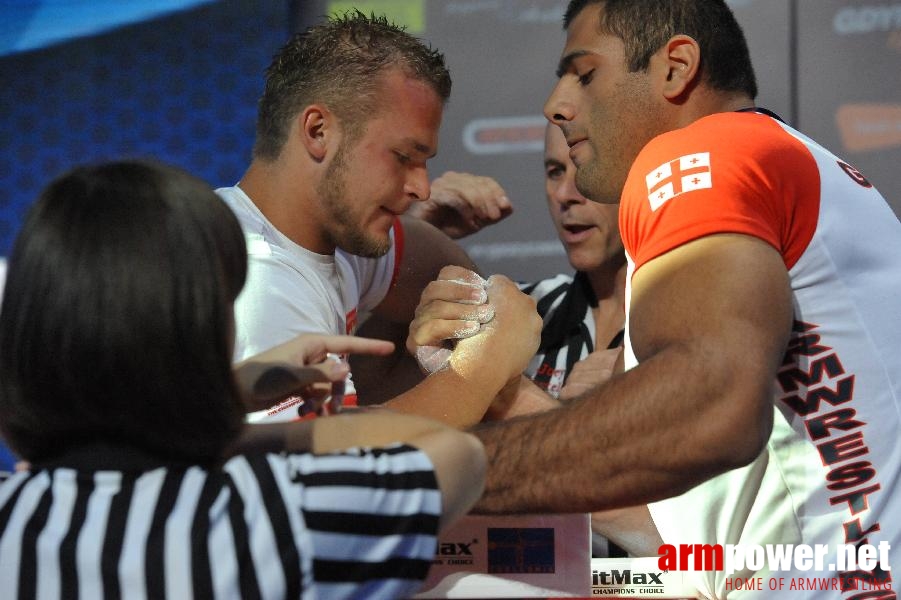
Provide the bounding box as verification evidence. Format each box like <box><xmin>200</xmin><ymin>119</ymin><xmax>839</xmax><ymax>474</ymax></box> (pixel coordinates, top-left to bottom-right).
<box><xmin>0</xmin><ymin>443</ymin><xmax>441</xmax><ymax>599</ymax></box>
<box><xmin>519</xmin><ymin>272</ymin><xmax>624</xmax><ymax>399</ymax></box>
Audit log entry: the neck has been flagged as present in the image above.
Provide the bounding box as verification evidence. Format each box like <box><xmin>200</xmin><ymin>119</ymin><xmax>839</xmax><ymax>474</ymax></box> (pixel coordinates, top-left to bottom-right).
<box><xmin>586</xmin><ymin>259</ymin><xmax>627</xmax><ymax>347</ymax></box>
<box><xmin>673</xmin><ymin>90</ymin><xmax>756</xmax><ymax>129</ymax></box>
<box><xmin>586</xmin><ymin>257</ymin><xmax>627</xmax><ymax>305</ymax></box>
<box><xmin>238</xmin><ymin>157</ymin><xmax>334</xmax><ymax>254</ymax></box>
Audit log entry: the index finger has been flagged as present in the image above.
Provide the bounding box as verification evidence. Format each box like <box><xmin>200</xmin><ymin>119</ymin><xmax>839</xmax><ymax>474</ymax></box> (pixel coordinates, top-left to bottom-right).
<box><xmin>301</xmin><ymin>335</ymin><xmax>396</xmax><ymax>361</ymax></box>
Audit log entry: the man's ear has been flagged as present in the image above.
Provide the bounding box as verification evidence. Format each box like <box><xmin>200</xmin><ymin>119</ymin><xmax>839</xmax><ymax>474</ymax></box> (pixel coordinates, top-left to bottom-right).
<box><xmin>659</xmin><ymin>35</ymin><xmax>701</xmax><ymax>100</ymax></box>
<box><xmin>298</xmin><ymin>104</ymin><xmax>333</xmax><ymax>162</ymax></box>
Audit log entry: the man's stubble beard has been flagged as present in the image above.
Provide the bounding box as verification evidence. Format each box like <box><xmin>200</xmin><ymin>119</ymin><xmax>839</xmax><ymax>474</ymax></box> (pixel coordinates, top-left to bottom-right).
<box><xmin>574</xmin><ymin>151</ymin><xmax>613</xmax><ymax>204</ymax></box>
<box><xmin>316</xmin><ymin>140</ymin><xmax>391</xmax><ymax>259</ymax></box>
<box><xmin>575</xmin><ymin>73</ymin><xmax>660</xmax><ymax>206</ymax></box>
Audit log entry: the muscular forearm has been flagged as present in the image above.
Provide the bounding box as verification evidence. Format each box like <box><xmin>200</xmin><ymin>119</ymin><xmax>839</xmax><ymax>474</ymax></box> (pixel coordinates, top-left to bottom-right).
<box><xmin>383</xmin><ymin>362</ymin><xmax>512</xmax><ymax>428</ymax></box>
<box><xmin>470</xmin><ymin>344</ymin><xmax>774</xmax><ymax>514</ymax></box>
<box><xmin>483</xmin><ymin>375</ymin><xmax>560</xmax><ymax>421</ymax></box>
<box><xmin>471</xmin><ymin>235</ymin><xmax>791</xmax><ymax>514</ymax></box>
<box><xmin>226</xmin><ymin>407</ymin><xmax>471</xmax><ymax>457</ymax></box>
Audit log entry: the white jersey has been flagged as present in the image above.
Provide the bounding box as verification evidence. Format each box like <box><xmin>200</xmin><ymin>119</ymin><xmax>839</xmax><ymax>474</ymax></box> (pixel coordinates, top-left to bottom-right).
<box><xmin>217</xmin><ymin>186</ymin><xmax>400</xmax><ymax>419</ymax></box>
<box><xmin>620</xmin><ymin>111</ymin><xmax>901</xmax><ymax>599</ymax></box>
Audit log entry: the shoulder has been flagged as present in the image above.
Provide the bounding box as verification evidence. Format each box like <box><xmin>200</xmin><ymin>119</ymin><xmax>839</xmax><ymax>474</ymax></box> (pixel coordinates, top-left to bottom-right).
<box><xmin>632</xmin><ymin>112</ymin><xmax>814</xmax><ymax>188</ymax></box>
<box><xmin>621</xmin><ymin>112</ymin><xmax>821</xmax><ymax>269</ymax></box>
<box><xmin>241</xmin><ymin>239</ymin><xmax>323</xmax><ymax>293</ymax></box>
<box><xmin>215</xmin><ymin>186</ymin><xmax>272</xmax><ymax>241</ymax></box>
<box><xmin>215</xmin><ymin>186</ymin><xmax>251</xmax><ymax>223</ymax></box>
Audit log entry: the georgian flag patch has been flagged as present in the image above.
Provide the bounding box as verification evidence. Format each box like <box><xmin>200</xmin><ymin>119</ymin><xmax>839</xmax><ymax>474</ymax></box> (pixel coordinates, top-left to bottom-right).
<box><xmin>645</xmin><ymin>152</ymin><xmax>712</xmax><ymax>211</ymax></box>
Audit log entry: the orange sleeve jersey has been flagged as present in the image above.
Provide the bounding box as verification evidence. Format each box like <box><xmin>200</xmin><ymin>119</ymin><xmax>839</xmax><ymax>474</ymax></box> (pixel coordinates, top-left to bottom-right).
<box><xmin>620</xmin><ymin>111</ymin><xmax>819</xmax><ymax>273</ymax></box>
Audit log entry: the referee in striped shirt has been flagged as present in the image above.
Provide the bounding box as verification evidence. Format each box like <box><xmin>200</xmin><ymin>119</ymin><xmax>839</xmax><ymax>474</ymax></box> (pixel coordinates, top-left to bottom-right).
<box><xmin>0</xmin><ymin>161</ymin><xmax>495</xmax><ymax>599</ymax></box>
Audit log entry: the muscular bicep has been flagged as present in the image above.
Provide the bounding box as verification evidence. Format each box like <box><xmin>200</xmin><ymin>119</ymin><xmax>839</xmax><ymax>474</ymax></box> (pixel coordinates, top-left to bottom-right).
<box><xmin>629</xmin><ymin>234</ymin><xmax>793</xmax><ymax>457</ymax></box>
<box><xmin>371</xmin><ymin>216</ymin><xmax>480</xmax><ymax>323</ymax></box>
<box><xmin>353</xmin><ymin>218</ymin><xmax>480</xmax><ymax>403</ymax></box>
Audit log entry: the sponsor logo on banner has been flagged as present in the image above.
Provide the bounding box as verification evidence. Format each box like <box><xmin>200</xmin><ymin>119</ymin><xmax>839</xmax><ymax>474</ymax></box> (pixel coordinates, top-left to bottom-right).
<box><xmin>487</xmin><ymin>527</ymin><xmax>555</xmax><ymax>574</ymax></box>
<box><xmin>891</xmin><ymin>30</ymin><xmax>901</xmax><ymax>50</ymax></box>
<box><xmin>464</xmin><ymin>239</ymin><xmax>564</xmax><ymax>262</ymax></box>
<box><xmin>833</xmin><ymin>4</ymin><xmax>901</xmax><ymax>35</ymax></box>
<box><xmin>462</xmin><ymin>115</ymin><xmax>546</xmax><ymax>155</ymax></box>
<box><xmin>594</xmin><ymin>568</ymin><xmax>665</xmax><ymax>586</ymax></box>
<box><xmin>431</xmin><ymin>538</ymin><xmax>477</xmax><ymax>567</ymax></box>
<box><xmin>836</xmin><ymin>103</ymin><xmax>901</xmax><ymax>152</ymax></box>
<box><xmin>645</xmin><ymin>152</ymin><xmax>712</xmax><ymax>211</ymax></box>
<box><xmin>591</xmin><ymin>558</ymin><xmax>697</xmax><ymax>597</ymax></box>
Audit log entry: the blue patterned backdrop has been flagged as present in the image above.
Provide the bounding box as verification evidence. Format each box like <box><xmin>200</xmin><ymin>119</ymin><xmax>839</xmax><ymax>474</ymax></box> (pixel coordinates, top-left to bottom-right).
<box><xmin>0</xmin><ymin>0</ymin><xmax>290</xmax><ymax>256</ymax></box>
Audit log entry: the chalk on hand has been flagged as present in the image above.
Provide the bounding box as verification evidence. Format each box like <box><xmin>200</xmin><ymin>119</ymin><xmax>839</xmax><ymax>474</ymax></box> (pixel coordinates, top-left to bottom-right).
<box><xmin>414</xmin><ymin>275</ymin><xmax>491</xmax><ymax>374</ymax></box>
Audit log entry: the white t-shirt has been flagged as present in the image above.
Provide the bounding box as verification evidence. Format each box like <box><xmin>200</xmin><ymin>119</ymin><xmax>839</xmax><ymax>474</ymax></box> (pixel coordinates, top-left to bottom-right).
<box><xmin>217</xmin><ymin>186</ymin><xmax>401</xmax><ymax>420</ymax></box>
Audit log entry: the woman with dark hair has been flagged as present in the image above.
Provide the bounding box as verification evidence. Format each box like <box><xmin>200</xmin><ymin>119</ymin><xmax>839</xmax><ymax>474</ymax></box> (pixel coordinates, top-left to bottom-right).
<box><xmin>0</xmin><ymin>161</ymin><xmax>503</xmax><ymax>598</ymax></box>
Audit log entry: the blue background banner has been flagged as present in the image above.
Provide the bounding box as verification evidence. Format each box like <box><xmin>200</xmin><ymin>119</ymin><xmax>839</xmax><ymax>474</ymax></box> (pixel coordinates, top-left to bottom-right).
<box><xmin>0</xmin><ymin>0</ymin><xmax>289</xmax><ymax>256</ymax></box>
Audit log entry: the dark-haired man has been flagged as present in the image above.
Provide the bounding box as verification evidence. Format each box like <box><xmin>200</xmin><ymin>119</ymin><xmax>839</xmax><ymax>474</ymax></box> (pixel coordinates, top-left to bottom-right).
<box><xmin>413</xmin><ymin>1</ymin><xmax>901</xmax><ymax>596</ymax></box>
